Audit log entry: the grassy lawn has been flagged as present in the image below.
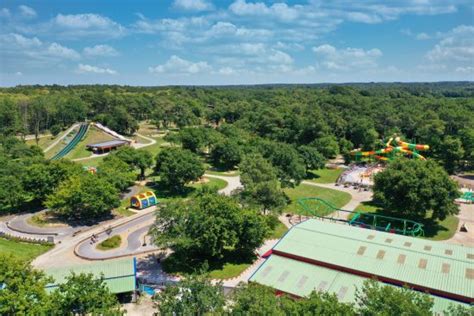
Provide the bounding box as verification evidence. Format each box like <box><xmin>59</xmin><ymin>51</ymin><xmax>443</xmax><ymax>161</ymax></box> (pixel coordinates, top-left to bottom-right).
<box><xmin>45</xmin><ymin>126</ymin><xmax>80</xmax><ymax>159</ymax></box>
<box><xmin>306</xmin><ymin>168</ymin><xmax>344</xmax><ymax>184</ymax></box>
<box><xmin>27</xmin><ymin>211</ymin><xmax>68</xmax><ymax>228</ymax></box>
<box><xmin>65</xmin><ymin>126</ymin><xmax>116</xmax><ymax>160</ymax></box>
<box><xmin>352</xmin><ymin>201</ymin><xmax>459</xmax><ymax>240</ymax></box>
<box><xmin>163</xmin><ymin>250</ymin><xmax>255</xmax><ymax>280</ymax></box>
<box><xmin>0</xmin><ymin>238</ymin><xmax>53</xmax><ymax>261</ymax></box>
<box><xmin>268</xmin><ymin>221</ymin><xmax>288</xmax><ymax>239</ymax></box>
<box><xmin>283</xmin><ymin>183</ymin><xmax>352</xmax><ymax>215</ymax></box>
<box><xmin>189</xmin><ymin>177</ymin><xmax>228</xmax><ymax>191</ymax></box>
<box><xmin>25</xmin><ymin>135</ymin><xmax>55</xmax><ymax>149</ymax></box>
<box><xmin>97</xmin><ymin>235</ymin><xmax>122</xmax><ymax>250</ymax></box>
<box><xmin>138</xmin><ymin>136</ymin><xmax>169</xmax><ymax>158</ymax></box>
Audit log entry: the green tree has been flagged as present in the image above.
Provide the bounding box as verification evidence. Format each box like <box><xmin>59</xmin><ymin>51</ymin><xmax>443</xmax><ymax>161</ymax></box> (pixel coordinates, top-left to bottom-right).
<box><xmin>210</xmin><ymin>139</ymin><xmax>242</xmax><ymax>170</ymax></box>
<box><xmin>231</xmin><ymin>283</ymin><xmax>355</xmax><ymax>315</ymax></box>
<box><xmin>0</xmin><ymin>255</ymin><xmax>52</xmax><ymax>315</ymax></box>
<box><xmin>178</xmin><ymin>127</ymin><xmax>216</xmax><ymax>154</ymax></box>
<box><xmin>21</xmin><ymin>160</ymin><xmax>83</xmax><ymax>203</ymax></box>
<box><xmin>311</xmin><ymin>135</ymin><xmax>340</xmax><ymax>159</ymax></box>
<box><xmin>239</xmin><ymin>154</ymin><xmax>287</xmax><ymax>213</ymax></box>
<box><xmin>348</xmin><ymin>118</ymin><xmax>379</xmax><ymax>150</ymax></box>
<box><xmin>298</xmin><ymin>145</ymin><xmax>326</xmax><ymax>170</ymax></box>
<box><xmin>438</xmin><ymin>136</ymin><xmax>464</xmax><ymax>174</ymax></box>
<box><xmin>231</xmin><ymin>283</ymin><xmax>286</xmax><ymax>315</ymax></box>
<box><xmin>46</xmin><ymin>174</ymin><xmax>120</xmax><ymax>220</ymax></box>
<box><xmin>98</xmin><ymin>156</ymin><xmax>136</xmax><ymax>191</ymax></box>
<box><xmin>155</xmin><ymin>147</ymin><xmax>205</xmax><ymax>192</ymax></box>
<box><xmin>51</xmin><ymin>272</ymin><xmax>121</xmax><ymax>315</ymax></box>
<box><xmin>0</xmin><ymin>176</ymin><xmax>26</xmax><ymax>210</ymax></box>
<box><xmin>258</xmin><ymin>140</ymin><xmax>306</xmax><ymax>187</ymax></box>
<box><xmin>355</xmin><ymin>279</ymin><xmax>433</xmax><ymax>316</ymax></box>
<box><xmin>107</xmin><ymin>146</ymin><xmax>154</xmax><ymax>180</ymax></box>
<box><xmin>373</xmin><ymin>159</ymin><xmax>460</xmax><ymax>220</ymax></box>
<box><xmin>0</xmin><ymin>98</ymin><xmax>21</xmax><ymax>136</ymax></box>
<box><xmin>151</xmin><ymin>192</ymin><xmax>269</xmax><ymax>259</ymax></box>
<box><xmin>154</xmin><ymin>274</ymin><xmax>225</xmax><ymax>315</ymax></box>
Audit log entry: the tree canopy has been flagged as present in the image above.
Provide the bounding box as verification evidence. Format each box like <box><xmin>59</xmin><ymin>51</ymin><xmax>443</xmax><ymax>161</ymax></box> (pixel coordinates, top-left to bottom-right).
<box><xmin>373</xmin><ymin>159</ymin><xmax>460</xmax><ymax>220</ymax></box>
<box><xmin>151</xmin><ymin>192</ymin><xmax>269</xmax><ymax>260</ymax></box>
<box><xmin>155</xmin><ymin>147</ymin><xmax>205</xmax><ymax>192</ymax></box>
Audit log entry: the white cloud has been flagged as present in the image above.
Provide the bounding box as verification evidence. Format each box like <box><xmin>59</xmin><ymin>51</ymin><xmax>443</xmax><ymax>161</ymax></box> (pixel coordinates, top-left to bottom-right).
<box><xmin>313</xmin><ymin>44</ymin><xmax>382</xmax><ymax>70</ymax></box>
<box><xmin>229</xmin><ymin>0</ymin><xmax>299</xmax><ymax>21</ymax></box>
<box><xmin>346</xmin><ymin>11</ymin><xmax>382</xmax><ymax>24</ymax></box>
<box><xmin>240</xmin><ymin>43</ymin><xmax>266</xmax><ymax>55</ymax></box>
<box><xmin>268</xmin><ymin>50</ymin><xmax>294</xmax><ymax>64</ymax></box>
<box><xmin>455</xmin><ymin>66</ymin><xmax>474</xmax><ymax>74</ymax></box>
<box><xmin>0</xmin><ymin>33</ymin><xmax>42</xmax><ymax>48</ymax></box>
<box><xmin>49</xmin><ymin>13</ymin><xmax>125</xmax><ymax>38</ymax></box>
<box><xmin>206</xmin><ymin>21</ymin><xmax>272</xmax><ymax>39</ymax></box>
<box><xmin>15</xmin><ymin>71</ymin><xmax>22</xmax><ymax>76</ymax></box>
<box><xmin>83</xmin><ymin>44</ymin><xmax>119</xmax><ymax>57</ymax></box>
<box><xmin>0</xmin><ymin>33</ymin><xmax>80</xmax><ymax>71</ymax></box>
<box><xmin>19</xmin><ymin>5</ymin><xmax>36</xmax><ymax>18</ymax></box>
<box><xmin>426</xmin><ymin>25</ymin><xmax>474</xmax><ymax>62</ymax></box>
<box><xmin>77</xmin><ymin>64</ymin><xmax>117</xmax><ymax>74</ymax></box>
<box><xmin>149</xmin><ymin>55</ymin><xmax>211</xmax><ymax>74</ymax></box>
<box><xmin>47</xmin><ymin>43</ymin><xmax>80</xmax><ymax>60</ymax></box>
<box><xmin>416</xmin><ymin>32</ymin><xmax>430</xmax><ymax>40</ymax></box>
<box><xmin>173</xmin><ymin>0</ymin><xmax>213</xmax><ymax>11</ymax></box>
<box><xmin>217</xmin><ymin>67</ymin><xmax>235</xmax><ymax>75</ymax></box>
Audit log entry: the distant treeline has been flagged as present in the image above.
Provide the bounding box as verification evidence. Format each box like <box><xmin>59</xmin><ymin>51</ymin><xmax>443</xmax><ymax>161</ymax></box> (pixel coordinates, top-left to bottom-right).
<box><xmin>0</xmin><ymin>82</ymin><xmax>473</xmax><ymax>173</ymax></box>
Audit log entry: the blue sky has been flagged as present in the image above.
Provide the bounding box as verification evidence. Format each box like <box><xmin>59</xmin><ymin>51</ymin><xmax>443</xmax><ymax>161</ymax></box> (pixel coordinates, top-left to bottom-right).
<box><xmin>0</xmin><ymin>0</ymin><xmax>473</xmax><ymax>86</ymax></box>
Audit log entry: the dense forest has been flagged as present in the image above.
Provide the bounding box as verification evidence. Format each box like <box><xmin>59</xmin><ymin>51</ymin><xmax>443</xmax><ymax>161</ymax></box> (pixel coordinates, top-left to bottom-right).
<box><xmin>1</xmin><ymin>82</ymin><xmax>472</xmax><ymax>172</ymax></box>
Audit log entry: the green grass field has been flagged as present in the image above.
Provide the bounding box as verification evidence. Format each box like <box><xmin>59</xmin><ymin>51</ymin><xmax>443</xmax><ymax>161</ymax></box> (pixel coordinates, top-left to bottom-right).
<box><xmin>353</xmin><ymin>201</ymin><xmax>459</xmax><ymax>240</ymax></box>
<box><xmin>268</xmin><ymin>221</ymin><xmax>289</xmax><ymax>239</ymax></box>
<box><xmin>0</xmin><ymin>238</ymin><xmax>53</xmax><ymax>261</ymax></box>
<box><xmin>97</xmin><ymin>235</ymin><xmax>122</xmax><ymax>250</ymax></box>
<box><xmin>45</xmin><ymin>126</ymin><xmax>80</xmax><ymax>159</ymax></box>
<box><xmin>306</xmin><ymin>168</ymin><xmax>344</xmax><ymax>184</ymax></box>
<box><xmin>284</xmin><ymin>183</ymin><xmax>352</xmax><ymax>215</ymax></box>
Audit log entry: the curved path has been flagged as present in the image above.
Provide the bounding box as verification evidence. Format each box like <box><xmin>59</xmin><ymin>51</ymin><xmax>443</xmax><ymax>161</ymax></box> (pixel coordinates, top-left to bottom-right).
<box><xmin>204</xmin><ymin>174</ymin><xmax>242</xmax><ymax>196</ymax></box>
<box><xmin>75</xmin><ymin>212</ymin><xmax>158</xmax><ymax>260</ymax></box>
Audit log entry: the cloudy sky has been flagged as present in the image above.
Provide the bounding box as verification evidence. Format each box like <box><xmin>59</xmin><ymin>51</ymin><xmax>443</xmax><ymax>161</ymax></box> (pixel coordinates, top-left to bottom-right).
<box><xmin>0</xmin><ymin>0</ymin><xmax>473</xmax><ymax>86</ymax></box>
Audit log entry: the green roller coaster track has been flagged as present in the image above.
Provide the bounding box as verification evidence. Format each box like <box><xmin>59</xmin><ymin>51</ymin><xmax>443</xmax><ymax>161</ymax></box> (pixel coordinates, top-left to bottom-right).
<box><xmin>297</xmin><ymin>197</ymin><xmax>424</xmax><ymax>237</ymax></box>
<box><xmin>51</xmin><ymin>123</ymin><xmax>89</xmax><ymax>161</ymax></box>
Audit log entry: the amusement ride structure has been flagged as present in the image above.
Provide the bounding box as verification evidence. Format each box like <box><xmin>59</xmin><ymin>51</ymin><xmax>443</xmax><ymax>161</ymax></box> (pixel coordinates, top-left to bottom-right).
<box><xmin>350</xmin><ymin>136</ymin><xmax>429</xmax><ymax>161</ymax></box>
<box><xmin>297</xmin><ymin>198</ymin><xmax>425</xmax><ymax>237</ymax></box>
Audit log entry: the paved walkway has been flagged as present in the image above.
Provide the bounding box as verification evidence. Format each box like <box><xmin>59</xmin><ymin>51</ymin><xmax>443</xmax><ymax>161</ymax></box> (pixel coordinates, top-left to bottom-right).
<box><xmin>447</xmin><ymin>203</ymin><xmax>474</xmax><ymax>247</ymax></box>
<box><xmin>204</xmin><ymin>174</ymin><xmax>242</xmax><ymax>196</ymax></box>
<box><xmin>32</xmin><ymin>206</ymin><xmax>158</xmax><ymax>268</ymax></box>
<box><xmin>75</xmin><ymin>212</ymin><xmax>158</xmax><ymax>260</ymax></box>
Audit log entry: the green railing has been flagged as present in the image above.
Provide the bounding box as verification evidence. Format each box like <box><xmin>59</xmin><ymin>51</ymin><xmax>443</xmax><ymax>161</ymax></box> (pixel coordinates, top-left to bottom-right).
<box><xmin>297</xmin><ymin>197</ymin><xmax>424</xmax><ymax>237</ymax></box>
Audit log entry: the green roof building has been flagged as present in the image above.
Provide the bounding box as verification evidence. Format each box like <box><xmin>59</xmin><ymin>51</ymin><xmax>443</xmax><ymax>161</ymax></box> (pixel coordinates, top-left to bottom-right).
<box><xmin>249</xmin><ymin>219</ymin><xmax>473</xmax><ymax>312</ymax></box>
<box><xmin>44</xmin><ymin>258</ymin><xmax>137</xmax><ymax>294</ymax></box>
